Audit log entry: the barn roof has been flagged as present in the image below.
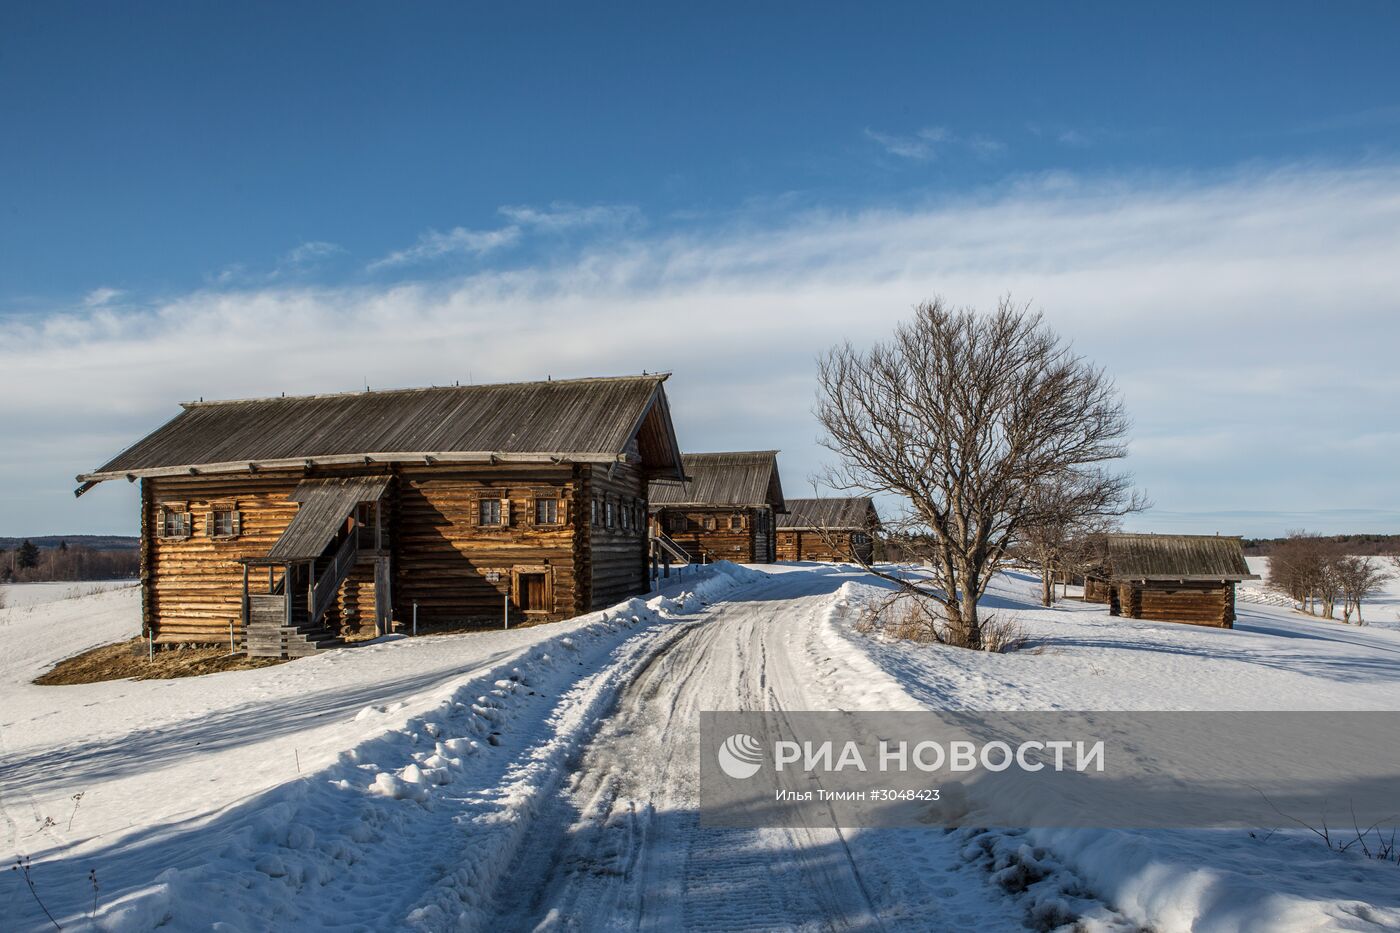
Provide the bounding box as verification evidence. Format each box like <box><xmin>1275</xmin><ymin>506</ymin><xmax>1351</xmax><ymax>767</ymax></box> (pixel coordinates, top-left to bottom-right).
<box><xmin>648</xmin><ymin>451</ymin><xmax>785</xmax><ymax>511</ymax></box>
<box><xmin>777</xmin><ymin>497</ymin><xmax>880</xmax><ymax>531</ymax></box>
<box><xmin>1107</xmin><ymin>533</ymin><xmax>1258</xmax><ymax>582</ymax></box>
<box><xmin>77</xmin><ymin>375</ymin><xmax>684</xmax><ymax>488</ymax></box>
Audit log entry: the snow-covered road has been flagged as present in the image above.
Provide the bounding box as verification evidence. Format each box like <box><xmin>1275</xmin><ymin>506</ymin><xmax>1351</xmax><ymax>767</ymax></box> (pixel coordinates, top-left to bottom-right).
<box><xmin>481</xmin><ymin>565</ymin><xmax>1025</xmax><ymax>932</ymax></box>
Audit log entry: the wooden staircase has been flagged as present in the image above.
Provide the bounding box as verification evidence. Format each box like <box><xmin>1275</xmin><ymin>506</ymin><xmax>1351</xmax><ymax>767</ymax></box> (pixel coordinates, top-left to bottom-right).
<box><xmin>245</xmin><ymin>597</ymin><xmax>344</xmax><ymax>658</ymax></box>
<box><xmin>244</xmin><ymin>533</ymin><xmax>359</xmax><ymax>658</ymax></box>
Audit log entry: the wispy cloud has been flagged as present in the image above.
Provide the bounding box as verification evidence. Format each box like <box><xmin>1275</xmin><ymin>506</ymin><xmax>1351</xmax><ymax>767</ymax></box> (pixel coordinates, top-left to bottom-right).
<box><xmin>6</xmin><ymin>164</ymin><xmax>1400</xmax><ymax>536</ymax></box>
<box><xmin>367</xmin><ymin>202</ymin><xmax>638</xmax><ymax>272</ymax></box>
<box><xmin>864</xmin><ymin>126</ymin><xmax>1004</xmax><ymax>161</ymax></box>
<box><xmin>497</xmin><ymin>202</ymin><xmax>640</xmax><ymax>231</ymax></box>
<box><xmin>282</xmin><ymin>240</ymin><xmax>343</xmax><ymax>267</ymax></box>
<box><xmin>367</xmin><ymin>227</ymin><xmax>521</xmax><ymax>272</ymax></box>
<box><xmin>82</xmin><ymin>287</ymin><xmax>123</xmax><ymax>308</ymax></box>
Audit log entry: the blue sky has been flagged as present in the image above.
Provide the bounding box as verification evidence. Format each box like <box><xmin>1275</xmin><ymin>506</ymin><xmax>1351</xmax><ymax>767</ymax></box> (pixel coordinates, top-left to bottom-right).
<box><xmin>3</xmin><ymin>3</ymin><xmax>1400</xmax><ymax>537</ymax></box>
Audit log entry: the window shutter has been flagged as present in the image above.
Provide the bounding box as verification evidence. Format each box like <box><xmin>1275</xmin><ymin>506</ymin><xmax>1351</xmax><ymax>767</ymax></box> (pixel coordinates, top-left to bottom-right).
<box><xmin>503</xmin><ymin>495</ymin><xmax>513</xmax><ymax>528</ymax></box>
<box><xmin>204</xmin><ymin>511</ymin><xmax>215</xmax><ymax>537</ymax></box>
<box><xmin>469</xmin><ymin>494</ymin><xmax>480</xmax><ymax>527</ymax></box>
<box><xmin>231</xmin><ymin>510</ymin><xmax>242</xmax><ymax>537</ymax></box>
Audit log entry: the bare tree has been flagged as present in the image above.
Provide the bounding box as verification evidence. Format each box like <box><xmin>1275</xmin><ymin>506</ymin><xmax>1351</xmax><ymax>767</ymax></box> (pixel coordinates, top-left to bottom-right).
<box><xmin>1019</xmin><ymin>471</ymin><xmax>1147</xmax><ymax>607</ymax></box>
<box><xmin>1268</xmin><ymin>530</ymin><xmax>1326</xmax><ymax>614</ymax></box>
<box><xmin>816</xmin><ymin>297</ymin><xmax>1137</xmax><ymax>649</ymax></box>
<box><xmin>1336</xmin><ymin>556</ymin><xmax>1390</xmax><ymax>625</ymax></box>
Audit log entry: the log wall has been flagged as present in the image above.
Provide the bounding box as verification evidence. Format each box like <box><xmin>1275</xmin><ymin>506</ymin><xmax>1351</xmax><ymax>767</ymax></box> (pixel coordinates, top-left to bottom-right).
<box><xmin>142</xmin><ymin>461</ymin><xmax>659</xmax><ymax>643</ymax></box>
<box><xmin>582</xmin><ymin>459</ymin><xmax>651</xmax><ymax>609</ymax></box>
<box><xmin>1113</xmin><ymin>581</ymin><xmax>1235</xmax><ymax>628</ymax></box>
<box><xmin>655</xmin><ymin>507</ymin><xmax>773</xmax><ymax>563</ymax></box>
<box><xmin>146</xmin><ymin>470</ymin><xmax>305</xmax><ymax>643</ymax></box>
<box><xmin>775</xmin><ymin>529</ymin><xmax>872</xmax><ymax>563</ymax></box>
<box><xmin>1083</xmin><ymin>578</ymin><xmax>1112</xmax><ymax>604</ymax></box>
<box><xmin>394</xmin><ymin>464</ymin><xmax>578</xmax><ymax>627</ymax></box>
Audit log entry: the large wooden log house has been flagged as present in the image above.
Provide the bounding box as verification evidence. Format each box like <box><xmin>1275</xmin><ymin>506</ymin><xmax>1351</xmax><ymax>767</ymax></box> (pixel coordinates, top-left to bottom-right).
<box><xmin>775</xmin><ymin>497</ymin><xmax>880</xmax><ymax>563</ymax></box>
<box><xmin>1106</xmin><ymin>533</ymin><xmax>1258</xmax><ymax>628</ymax></box>
<box><xmin>77</xmin><ymin>375</ymin><xmax>684</xmax><ymax>656</ymax></box>
<box><xmin>648</xmin><ymin>451</ymin><xmax>785</xmax><ymax>563</ymax></box>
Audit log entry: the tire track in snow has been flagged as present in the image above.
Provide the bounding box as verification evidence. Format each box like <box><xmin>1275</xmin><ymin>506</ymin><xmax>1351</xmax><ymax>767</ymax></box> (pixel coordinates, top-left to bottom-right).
<box><xmin>482</xmin><ymin>568</ymin><xmax>949</xmax><ymax>932</ymax></box>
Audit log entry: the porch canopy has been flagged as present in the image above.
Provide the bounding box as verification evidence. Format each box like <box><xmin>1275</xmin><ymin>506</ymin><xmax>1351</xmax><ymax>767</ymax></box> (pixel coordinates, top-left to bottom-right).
<box><xmin>246</xmin><ymin>476</ymin><xmax>390</xmax><ymax>565</ymax></box>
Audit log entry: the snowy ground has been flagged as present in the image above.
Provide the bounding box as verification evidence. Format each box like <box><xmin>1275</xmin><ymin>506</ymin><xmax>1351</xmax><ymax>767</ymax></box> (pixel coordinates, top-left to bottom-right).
<box><xmin>2</xmin><ymin>563</ymin><xmax>1398</xmax><ymax>931</ymax></box>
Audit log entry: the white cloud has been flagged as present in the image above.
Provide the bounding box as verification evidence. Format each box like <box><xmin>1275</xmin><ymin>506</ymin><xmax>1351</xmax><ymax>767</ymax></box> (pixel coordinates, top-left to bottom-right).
<box><xmin>6</xmin><ymin>163</ymin><xmax>1400</xmax><ymax>536</ymax></box>
<box><xmin>497</xmin><ymin>202</ymin><xmax>640</xmax><ymax>231</ymax></box>
<box><xmin>282</xmin><ymin>240</ymin><xmax>343</xmax><ymax>266</ymax></box>
<box><xmin>864</xmin><ymin>126</ymin><xmax>952</xmax><ymax>160</ymax></box>
<box><xmin>366</xmin><ymin>226</ymin><xmax>522</xmax><ymax>271</ymax></box>
<box><xmin>865</xmin><ymin>126</ymin><xmax>1004</xmax><ymax>161</ymax></box>
<box><xmin>367</xmin><ymin>202</ymin><xmax>637</xmax><ymax>272</ymax></box>
<box><xmin>82</xmin><ymin>287</ymin><xmax>123</xmax><ymax>308</ymax></box>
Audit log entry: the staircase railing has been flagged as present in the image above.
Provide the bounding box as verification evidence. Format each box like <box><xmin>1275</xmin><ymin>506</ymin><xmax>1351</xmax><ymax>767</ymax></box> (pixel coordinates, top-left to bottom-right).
<box><xmin>651</xmin><ymin>529</ymin><xmax>692</xmax><ymax>566</ymax></box>
<box><xmin>310</xmin><ymin>532</ymin><xmax>359</xmax><ymax>629</ymax></box>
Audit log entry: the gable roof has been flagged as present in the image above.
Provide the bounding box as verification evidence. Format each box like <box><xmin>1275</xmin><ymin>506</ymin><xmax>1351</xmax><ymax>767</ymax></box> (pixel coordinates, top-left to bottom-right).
<box><xmin>77</xmin><ymin>375</ymin><xmax>683</xmax><ymax>488</ymax></box>
<box><xmin>648</xmin><ymin>451</ymin><xmax>785</xmax><ymax>511</ymax></box>
<box><xmin>1107</xmin><ymin>533</ymin><xmax>1257</xmax><ymax>582</ymax></box>
<box><xmin>777</xmin><ymin>497</ymin><xmax>880</xmax><ymax>531</ymax></box>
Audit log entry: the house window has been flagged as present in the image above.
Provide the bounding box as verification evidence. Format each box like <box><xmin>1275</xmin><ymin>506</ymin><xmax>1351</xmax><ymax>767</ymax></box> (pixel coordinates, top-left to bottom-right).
<box><xmin>210</xmin><ymin>509</ymin><xmax>239</xmax><ymax>538</ymax></box>
<box><xmin>730</xmin><ymin>514</ymin><xmax>743</xmax><ymax>531</ymax></box>
<box><xmin>703</xmin><ymin>516</ymin><xmax>716</xmax><ymax>531</ymax></box>
<box><xmin>479</xmin><ymin>497</ymin><xmax>504</xmax><ymax>526</ymax></box>
<box><xmin>605</xmin><ymin>499</ymin><xmax>616</xmax><ymax>528</ymax></box>
<box><xmin>159</xmin><ymin>507</ymin><xmax>191</xmax><ymax>539</ymax></box>
<box><xmin>535</xmin><ymin>498</ymin><xmax>559</xmax><ymax>525</ymax></box>
<box><xmin>668</xmin><ymin>513</ymin><xmax>686</xmax><ymax>533</ymax></box>
<box><xmin>591</xmin><ymin>498</ymin><xmax>599</xmax><ymax>526</ymax></box>
<box><xmin>620</xmin><ymin>501</ymin><xmax>630</xmax><ymax>531</ymax></box>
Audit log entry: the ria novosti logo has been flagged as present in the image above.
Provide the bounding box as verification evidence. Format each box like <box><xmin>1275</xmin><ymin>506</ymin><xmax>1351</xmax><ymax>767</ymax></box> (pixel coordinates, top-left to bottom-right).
<box><xmin>716</xmin><ymin>733</ymin><xmax>764</xmax><ymax>779</ymax></box>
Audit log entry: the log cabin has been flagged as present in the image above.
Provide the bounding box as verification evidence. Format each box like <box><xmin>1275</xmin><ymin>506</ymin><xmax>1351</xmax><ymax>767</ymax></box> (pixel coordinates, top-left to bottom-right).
<box><xmin>1105</xmin><ymin>533</ymin><xmax>1258</xmax><ymax>628</ymax></box>
<box><xmin>76</xmin><ymin>375</ymin><xmax>684</xmax><ymax>657</ymax></box>
<box><xmin>648</xmin><ymin>452</ymin><xmax>785</xmax><ymax>563</ymax></box>
<box><xmin>775</xmin><ymin>497</ymin><xmax>880</xmax><ymax>563</ymax></box>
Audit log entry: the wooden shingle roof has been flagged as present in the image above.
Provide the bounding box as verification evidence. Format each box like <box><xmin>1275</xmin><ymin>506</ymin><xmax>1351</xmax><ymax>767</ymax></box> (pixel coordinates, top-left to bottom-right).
<box><xmin>78</xmin><ymin>375</ymin><xmax>683</xmax><ymax>487</ymax></box>
<box><xmin>648</xmin><ymin>451</ymin><xmax>785</xmax><ymax>511</ymax></box>
<box><xmin>1107</xmin><ymin>533</ymin><xmax>1258</xmax><ymax>582</ymax></box>
<box><xmin>777</xmin><ymin>497</ymin><xmax>880</xmax><ymax>531</ymax></box>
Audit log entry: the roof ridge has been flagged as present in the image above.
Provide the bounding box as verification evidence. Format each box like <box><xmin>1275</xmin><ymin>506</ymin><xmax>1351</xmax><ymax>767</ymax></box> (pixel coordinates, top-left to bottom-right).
<box><xmin>681</xmin><ymin>450</ymin><xmax>780</xmax><ymax>458</ymax></box>
<box><xmin>180</xmin><ymin>372</ymin><xmax>671</xmax><ymax>408</ymax></box>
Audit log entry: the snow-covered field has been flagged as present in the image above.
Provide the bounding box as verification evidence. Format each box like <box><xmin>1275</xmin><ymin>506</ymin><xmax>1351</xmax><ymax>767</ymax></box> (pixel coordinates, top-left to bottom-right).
<box><xmin>2</xmin><ymin>563</ymin><xmax>1397</xmax><ymax>931</ymax></box>
<box><xmin>1239</xmin><ymin>555</ymin><xmax>1400</xmax><ymax>632</ymax></box>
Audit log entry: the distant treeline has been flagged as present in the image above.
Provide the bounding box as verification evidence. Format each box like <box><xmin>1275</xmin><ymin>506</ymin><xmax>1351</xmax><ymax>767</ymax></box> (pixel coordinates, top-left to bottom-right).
<box><xmin>0</xmin><ymin>534</ymin><xmax>138</xmax><ymax>551</ymax></box>
<box><xmin>1242</xmin><ymin>533</ymin><xmax>1400</xmax><ymax>557</ymax></box>
<box><xmin>1</xmin><ymin>538</ymin><xmax>139</xmax><ymax>583</ymax></box>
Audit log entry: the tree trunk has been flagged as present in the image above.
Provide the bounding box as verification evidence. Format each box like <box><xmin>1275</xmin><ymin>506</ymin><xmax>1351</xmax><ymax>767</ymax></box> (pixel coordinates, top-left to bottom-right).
<box><xmin>959</xmin><ymin>588</ymin><xmax>982</xmax><ymax>650</ymax></box>
<box><xmin>1040</xmin><ymin>564</ymin><xmax>1053</xmax><ymax>608</ymax></box>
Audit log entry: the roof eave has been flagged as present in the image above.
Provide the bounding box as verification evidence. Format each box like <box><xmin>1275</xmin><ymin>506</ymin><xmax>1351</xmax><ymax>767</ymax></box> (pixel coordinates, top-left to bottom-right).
<box><xmin>76</xmin><ymin>450</ymin><xmax>630</xmax><ymax>487</ymax></box>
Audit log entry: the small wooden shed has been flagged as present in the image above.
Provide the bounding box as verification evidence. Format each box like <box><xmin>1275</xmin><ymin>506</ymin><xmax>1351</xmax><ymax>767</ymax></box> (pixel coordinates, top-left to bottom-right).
<box><xmin>775</xmin><ymin>497</ymin><xmax>881</xmax><ymax>563</ymax></box>
<box><xmin>1106</xmin><ymin>533</ymin><xmax>1258</xmax><ymax>628</ymax></box>
<box><xmin>648</xmin><ymin>451</ymin><xmax>785</xmax><ymax>563</ymax></box>
<box><xmin>77</xmin><ymin>375</ymin><xmax>684</xmax><ymax>655</ymax></box>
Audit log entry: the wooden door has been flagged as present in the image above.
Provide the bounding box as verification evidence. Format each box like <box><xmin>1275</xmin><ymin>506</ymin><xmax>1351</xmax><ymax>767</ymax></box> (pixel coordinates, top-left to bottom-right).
<box><xmin>520</xmin><ymin>573</ymin><xmax>548</xmax><ymax>612</ymax></box>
